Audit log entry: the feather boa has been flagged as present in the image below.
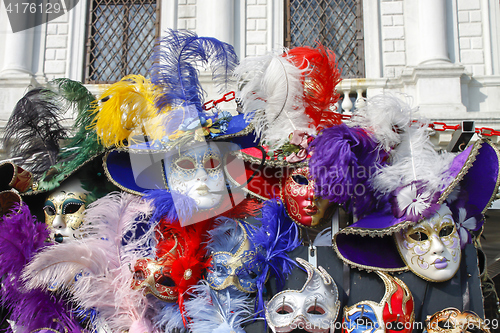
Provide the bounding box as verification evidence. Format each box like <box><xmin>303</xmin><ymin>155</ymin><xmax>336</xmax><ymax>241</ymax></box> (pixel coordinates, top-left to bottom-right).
<box><xmin>235</xmin><ymin>50</ymin><xmax>315</xmax><ymax>148</ymax></box>
<box><xmin>22</xmin><ymin>192</ymin><xmax>156</xmax><ymax>333</ymax></box>
<box><xmin>0</xmin><ymin>203</ymin><xmax>83</xmax><ymax>333</ymax></box>
<box><xmin>251</xmin><ymin>199</ymin><xmax>301</xmax><ymax>314</ymax></box>
<box><xmin>150</xmin><ymin>29</ymin><xmax>238</xmax><ymax>112</ymax></box>
<box><xmin>185</xmin><ymin>282</ymin><xmax>252</xmax><ymax>333</ymax></box>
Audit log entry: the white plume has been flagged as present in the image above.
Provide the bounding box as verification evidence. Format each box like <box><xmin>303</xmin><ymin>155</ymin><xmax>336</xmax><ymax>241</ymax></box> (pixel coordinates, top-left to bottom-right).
<box><xmin>235</xmin><ymin>50</ymin><xmax>315</xmax><ymax>148</ymax></box>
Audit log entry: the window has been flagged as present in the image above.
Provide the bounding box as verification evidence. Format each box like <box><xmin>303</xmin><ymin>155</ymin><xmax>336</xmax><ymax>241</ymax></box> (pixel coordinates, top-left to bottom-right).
<box><xmin>285</xmin><ymin>0</ymin><xmax>365</xmax><ymax>78</ymax></box>
<box><xmin>84</xmin><ymin>0</ymin><xmax>160</xmax><ymax>84</ymax></box>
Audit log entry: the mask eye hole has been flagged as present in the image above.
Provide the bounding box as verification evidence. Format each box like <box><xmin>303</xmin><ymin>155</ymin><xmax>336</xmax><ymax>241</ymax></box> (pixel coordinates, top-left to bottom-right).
<box><xmin>276</xmin><ymin>305</ymin><xmax>293</xmax><ymax>315</ymax></box>
<box><xmin>175</xmin><ymin>158</ymin><xmax>196</xmax><ymax>170</ymax></box>
<box><xmin>203</xmin><ymin>157</ymin><xmax>220</xmax><ymax>169</ymax></box>
<box><xmin>409</xmin><ymin>231</ymin><xmax>428</xmax><ymax>241</ymax></box>
<box><xmin>291</xmin><ymin>175</ymin><xmax>309</xmax><ymax>186</ymax></box>
<box><xmin>44</xmin><ymin>205</ymin><xmax>56</xmax><ymax>216</ymax></box>
<box><xmin>439</xmin><ymin>225</ymin><xmax>455</xmax><ymax>237</ymax></box>
<box><xmin>156</xmin><ymin>275</ymin><xmax>175</xmax><ymax>287</ymax></box>
<box><xmin>133</xmin><ymin>270</ymin><xmax>146</xmax><ymax>281</ymax></box>
<box><xmin>437</xmin><ymin>320</ymin><xmax>454</xmax><ymax>329</ymax></box>
<box><xmin>63</xmin><ymin>203</ymin><xmax>82</xmax><ymax>215</ymax></box>
<box><xmin>306</xmin><ymin>306</ymin><xmax>325</xmax><ymax>315</ymax></box>
<box><xmin>355</xmin><ymin>316</ymin><xmax>374</xmax><ymax>327</ymax></box>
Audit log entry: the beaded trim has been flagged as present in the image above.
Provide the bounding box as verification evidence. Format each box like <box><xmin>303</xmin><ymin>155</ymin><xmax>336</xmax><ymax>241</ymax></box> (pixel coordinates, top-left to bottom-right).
<box><xmin>231</xmin><ymin>150</ymin><xmax>309</xmax><ymax>168</ymax></box>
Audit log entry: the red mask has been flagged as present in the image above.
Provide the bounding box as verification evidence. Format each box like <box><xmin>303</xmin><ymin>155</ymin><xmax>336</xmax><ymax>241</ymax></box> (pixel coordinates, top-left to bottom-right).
<box><xmin>280</xmin><ymin>167</ymin><xmax>333</xmax><ymax>227</ymax></box>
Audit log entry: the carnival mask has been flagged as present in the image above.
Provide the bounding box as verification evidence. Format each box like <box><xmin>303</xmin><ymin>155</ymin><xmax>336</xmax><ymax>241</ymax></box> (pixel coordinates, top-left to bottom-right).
<box><xmin>206</xmin><ymin>220</ymin><xmax>262</xmax><ymax>293</ymax></box>
<box><xmin>395</xmin><ymin>205</ymin><xmax>461</xmax><ymax>282</ymax></box>
<box><xmin>265</xmin><ymin>258</ymin><xmax>340</xmax><ymax>333</ymax></box>
<box><xmin>342</xmin><ymin>272</ymin><xmax>414</xmax><ymax>333</ymax></box>
<box><xmin>43</xmin><ymin>178</ymin><xmax>88</xmax><ymax>243</ymax></box>
<box><xmin>424</xmin><ymin>308</ymin><xmax>491</xmax><ymax>333</ymax></box>
<box><xmin>131</xmin><ymin>230</ymin><xmax>182</xmax><ymax>301</ymax></box>
<box><xmin>280</xmin><ymin>167</ymin><xmax>333</xmax><ymax>228</ymax></box>
<box><xmin>164</xmin><ymin>143</ymin><xmax>225</xmax><ymax>210</ymax></box>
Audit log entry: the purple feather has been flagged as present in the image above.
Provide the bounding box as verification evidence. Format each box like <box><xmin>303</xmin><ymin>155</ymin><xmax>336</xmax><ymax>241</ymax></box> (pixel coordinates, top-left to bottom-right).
<box><xmin>0</xmin><ymin>204</ymin><xmax>83</xmax><ymax>332</ymax></box>
<box><xmin>143</xmin><ymin>189</ymin><xmax>198</xmax><ymax>224</ymax></box>
<box><xmin>149</xmin><ymin>29</ymin><xmax>238</xmax><ymax>112</ymax></box>
<box><xmin>309</xmin><ymin>123</ymin><xmax>386</xmax><ymax>217</ymax></box>
<box><xmin>251</xmin><ymin>199</ymin><xmax>301</xmax><ymax>314</ymax></box>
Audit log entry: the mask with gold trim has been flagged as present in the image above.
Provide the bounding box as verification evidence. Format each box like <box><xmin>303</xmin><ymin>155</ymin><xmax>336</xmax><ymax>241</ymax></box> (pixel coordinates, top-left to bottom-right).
<box><xmin>265</xmin><ymin>258</ymin><xmax>340</xmax><ymax>333</ymax></box>
<box><xmin>342</xmin><ymin>272</ymin><xmax>414</xmax><ymax>333</ymax></box>
<box><xmin>43</xmin><ymin>178</ymin><xmax>88</xmax><ymax>243</ymax></box>
<box><xmin>206</xmin><ymin>218</ymin><xmax>263</xmax><ymax>293</ymax></box>
<box><xmin>395</xmin><ymin>204</ymin><xmax>461</xmax><ymax>282</ymax></box>
<box><xmin>424</xmin><ymin>308</ymin><xmax>491</xmax><ymax>333</ymax></box>
<box><xmin>280</xmin><ymin>167</ymin><xmax>333</xmax><ymax>228</ymax></box>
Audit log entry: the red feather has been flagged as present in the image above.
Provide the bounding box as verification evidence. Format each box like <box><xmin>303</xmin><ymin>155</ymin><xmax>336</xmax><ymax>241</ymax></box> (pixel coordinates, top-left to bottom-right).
<box><xmin>287</xmin><ymin>44</ymin><xmax>342</xmax><ymax>130</ymax></box>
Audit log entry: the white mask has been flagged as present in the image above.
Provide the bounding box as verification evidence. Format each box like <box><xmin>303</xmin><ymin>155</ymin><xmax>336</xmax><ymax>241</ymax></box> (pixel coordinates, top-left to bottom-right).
<box><xmin>164</xmin><ymin>143</ymin><xmax>225</xmax><ymax>210</ymax></box>
<box><xmin>43</xmin><ymin>178</ymin><xmax>88</xmax><ymax>243</ymax></box>
<box><xmin>265</xmin><ymin>258</ymin><xmax>340</xmax><ymax>333</ymax></box>
<box><xmin>395</xmin><ymin>205</ymin><xmax>461</xmax><ymax>282</ymax></box>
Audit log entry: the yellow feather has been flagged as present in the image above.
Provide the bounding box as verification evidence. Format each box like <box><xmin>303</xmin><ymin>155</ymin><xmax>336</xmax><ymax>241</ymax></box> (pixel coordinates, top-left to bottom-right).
<box><xmin>90</xmin><ymin>75</ymin><xmax>168</xmax><ymax>148</ymax></box>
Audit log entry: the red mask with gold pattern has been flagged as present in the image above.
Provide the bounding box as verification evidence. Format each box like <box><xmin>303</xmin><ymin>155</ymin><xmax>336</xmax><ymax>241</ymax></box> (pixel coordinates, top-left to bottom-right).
<box><xmin>280</xmin><ymin>167</ymin><xmax>333</xmax><ymax>227</ymax></box>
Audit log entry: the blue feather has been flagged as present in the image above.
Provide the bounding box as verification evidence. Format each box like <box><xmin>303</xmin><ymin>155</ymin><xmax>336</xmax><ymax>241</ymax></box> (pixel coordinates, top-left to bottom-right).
<box><xmin>149</xmin><ymin>29</ymin><xmax>238</xmax><ymax>112</ymax></box>
<box><xmin>251</xmin><ymin>199</ymin><xmax>301</xmax><ymax>314</ymax></box>
<box><xmin>143</xmin><ymin>189</ymin><xmax>198</xmax><ymax>224</ymax></box>
<box><xmin>153</xmin><ymin>302</ymin><xmax>187</xmax><ymax>333</ymax></box>
<box><xmin>207</xmin><ymin>217</ymin><xmax>248</xmax><ymax>253</ymax></box>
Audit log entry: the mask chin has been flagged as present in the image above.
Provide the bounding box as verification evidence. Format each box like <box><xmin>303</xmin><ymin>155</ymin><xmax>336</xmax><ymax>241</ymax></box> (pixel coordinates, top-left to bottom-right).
<box><xmin>394</xmin><ymin>204</ymin><xmax>461</xmax><ymax>282</ymax></box>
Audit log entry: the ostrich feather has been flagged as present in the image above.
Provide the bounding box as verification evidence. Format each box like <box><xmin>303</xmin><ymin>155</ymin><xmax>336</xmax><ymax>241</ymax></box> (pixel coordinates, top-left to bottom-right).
<box><xmin>90</xmin><ymin>75</ymin><xmax>165</xmax><ymax>148</ymax></box>
<box><xmin>143</xmin><ymin>189</ymin><xmax>198</xmax><ymax>225</ymax></box>
<box><xmin>22</xmin><ymin>192</ymin><xmax>155</xmax><ymax>332</ymax></box>
<box><xmin>185</xmin><ymin>282</ymin><xmax>252</xmax><ymax>333</ymax></box>
<box><xmin>287</xmin><ymin>44</ymin><xmax>342</xmax><ymax>129</ymax></box>
<box><xmin>234</xmin><ymin>51</ymin><xmax>315</xmax><ymax>148</ymax></box>
<box><xmin>206</xmin><ymin>217</ymin><xmax>246</xmax><ymax>254</ymax></box>
<box><xmin>150</xmin><ymin>29</ymin><xmax>238</xmax><ymax>112</ymax></box>
<box><xmin>251</xmin><ymin>199</ymin><xmax>301</xmax><ymax>314</ymax></box>
<box><xmin>0</xmin><ymin>203</ymin><xmax>83</xmax><ymax>333</ymax></box>
<box><xmin>3</xmin><ymin>88</ymin><xmax>68</xmax><ymax>176</ymax></box>
<box><xmin>153</xmin><ymin>302</ymin><xmax>187</xmax><ymax>333</ymax></box>
<box><xmin>349</xmin><ymin>94</ymin><xmax>413</xmax><ymax>151</ymax></box>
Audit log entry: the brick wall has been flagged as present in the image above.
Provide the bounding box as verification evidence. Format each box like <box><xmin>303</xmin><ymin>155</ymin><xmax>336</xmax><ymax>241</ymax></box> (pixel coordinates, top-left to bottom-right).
<box><xmin>457</xmin><ymin>0</ymin><xmax>485</xmax><ymax>75</ymax></box>
<box><xmin>44</xmin><ymin>13</ymin><xmax>69</xmax><ymax>78</ymax></box>
<box><xmin>380</xmin><ymin>0</ymin><xmax>406</xmax><ymax>78</ymax></box>
<box><xmin>178</xmin><ymin>0</ymin><xmax>196</xmax><ymax>30</ymax></box>
<box><xmin>246</xmin><ymin>0</ymin><xmax>268</xmax><ymax>56</ymax></box>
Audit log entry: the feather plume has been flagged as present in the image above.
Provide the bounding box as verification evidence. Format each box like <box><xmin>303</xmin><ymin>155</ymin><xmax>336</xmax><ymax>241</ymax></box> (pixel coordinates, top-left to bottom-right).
<box><xmin>143</xmin><ymin>189</ymin><xmax>198</xmax><ymax>225</ymax></box>
<box><xmin>153</xmin><ymin>302</ymin><xmax>187</xmax><ymax>333</ymax></box>
<box><xmin>313</xmin><ymin>227</ymin><xmax>332</xmax><ymax>247</ymax></box>
<box><xmin>90</xmin><ymin>75</ymin><xmax>165</xmax><ymax>147</ymax></box>
<box><xmin>22</xmin><ymin>192</ymin><xmax>156</xmax><ymax>332</ymax></box>
<box><xmin>0</xmin><ymin>203</ymin><xmax>83</xmax><ymax>332</ymax></box>
<box><xmin>3</xmin><ymin>88</ymin><xmax>68</xmax><ymax>176</ymax></box>
<box><xmin>235</xmin><ymin>51</ymin><xmax>315</xmax><ymax>148</ymax></box>
<box><xmin>287</xmin><ymin>44</ymin><xmax>342</xmax><ymax>129</ymax></box>
<box><xmin>150</xmin><ymin>29</ymin><xmax>238</xmax><ymax>112</ymax></box>
<box><xmin>251</xmin><ymin>199</ymin><xmax>301</xmax><ymax>314</ymax></box>
<box><xmin>185</xmin><ymin>282</ymin><xmax>253</xmax><ymax>333</ymax></box>
<box><xmin>309</xmin><ymin>123</ymin><xmax>386</xmax><ymax>217</ymax></box>
<box><xmin>206</xmin><ymin>217</ymin><xmax>246</xmax><ymax>254</ymax></box>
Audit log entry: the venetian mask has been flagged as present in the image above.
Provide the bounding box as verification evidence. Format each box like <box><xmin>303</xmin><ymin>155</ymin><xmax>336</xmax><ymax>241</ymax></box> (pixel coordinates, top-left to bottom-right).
<box><xmin>395</xmin><ymin>204</ymin><xmax>461</xmax><ymax>282</ymax></box>
<box><xmin>131</xmin><ymin>229</ymin><xmax>181</xmax><ymax>301</ymax></box>
<box><xmin>164</xmin><ymin>143</ymin><xmax>225</xmax><ymax>210</ymax></box>
<box><xmin>342</xmin><ymin>272</ymin><xmax>414</xmax><ymax>333</ymax></box>
<box><xmin>424</xmin><ymin>308</ymin><xmax>491</xmax><ymax>333</ymax></box>
<box><xmin>265</xmin><ymin>258</ymin><xmax>340</xmax><ymax>333</ymax></box>
<box><xmin>280</xmin><ymin>167</ymin><xmax>333</xmax><ymax>228</ymax></box>
<box><xmin>206</xmin><ymin>220</ymin><xmax>262</xmax><ymax>293</ymax></box>
<box><xmin>43</xmin><ymin>178</ymin><xmax>88</xmax><ymax>243</ymax></box>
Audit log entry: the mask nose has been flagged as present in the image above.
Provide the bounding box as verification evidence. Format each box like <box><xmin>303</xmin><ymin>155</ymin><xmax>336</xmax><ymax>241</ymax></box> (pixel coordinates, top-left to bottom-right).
<box><xmin>194</xmin><ymin>166</ymin><xmax>208</xmax><ymax>182</ymax></box>
<box><xmin>430</xmin><ymin>235</ymin><xmax>445</xmax><ymax>255</ymax></box>
<box><xmin>51</xmin><ymin>214</ymin><xmax>66</xmax><ymax>230</ymax></box>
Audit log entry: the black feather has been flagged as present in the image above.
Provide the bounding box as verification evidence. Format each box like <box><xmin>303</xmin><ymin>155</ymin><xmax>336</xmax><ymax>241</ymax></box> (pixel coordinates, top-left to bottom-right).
<box><xmin>3</xmin><ymin>88</ymin><xmax>68</xmax><ymax>176</ymax></box>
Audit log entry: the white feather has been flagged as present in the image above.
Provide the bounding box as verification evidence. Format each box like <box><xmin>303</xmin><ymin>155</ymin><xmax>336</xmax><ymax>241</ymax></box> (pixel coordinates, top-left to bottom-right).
<box><xmin>235</xmin><ymin>50</ymin><xmax>315</xmax><ymax>148</ymax></box>
<box><xmin>313</xmin><ymin>227</ymin><xmax>332</xmax><ymax>247</ymax></box>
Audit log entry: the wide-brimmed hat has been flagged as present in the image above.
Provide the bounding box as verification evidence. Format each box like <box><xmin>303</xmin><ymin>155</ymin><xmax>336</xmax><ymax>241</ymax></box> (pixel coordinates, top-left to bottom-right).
<box><xmin>334</xmin><ymin>139</ymin><xmax>500</xmax><ymax>271</ymax></box>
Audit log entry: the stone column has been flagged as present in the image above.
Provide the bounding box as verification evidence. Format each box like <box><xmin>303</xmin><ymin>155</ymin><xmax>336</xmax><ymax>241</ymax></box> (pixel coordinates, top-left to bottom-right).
<box><xmin>0</xmin><ymin>16</ymin><xmax>35</xmax><ymax>78</ymax></box>
<box><xmin>418</xmin><ymin>0</ymin><xmax>450</xmax><ymax>65</ymax></box>
<box><xmin>196</xmin><ymin>0</ymin><xmax>235</xmax><ymax>45</ymax></box>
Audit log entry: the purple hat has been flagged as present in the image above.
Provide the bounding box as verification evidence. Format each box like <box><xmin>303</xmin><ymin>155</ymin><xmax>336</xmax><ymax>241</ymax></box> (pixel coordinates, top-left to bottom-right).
<box><xmin>334</xmin><ymin>139</ymin><xmax>500</xmax><ymax>271</ymax></box>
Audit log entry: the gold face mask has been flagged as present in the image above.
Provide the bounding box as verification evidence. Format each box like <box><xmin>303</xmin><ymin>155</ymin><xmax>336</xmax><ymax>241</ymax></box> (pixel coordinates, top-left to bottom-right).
<box><xmin>43</xmin><ymin>179</ymin><xmax>88</xmax><ymax>243</ymax></box>
<box><xmin>425</xmin><ymin>308</ymin><xmax>491</xmax><ymax>333</ymax></box>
